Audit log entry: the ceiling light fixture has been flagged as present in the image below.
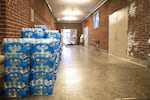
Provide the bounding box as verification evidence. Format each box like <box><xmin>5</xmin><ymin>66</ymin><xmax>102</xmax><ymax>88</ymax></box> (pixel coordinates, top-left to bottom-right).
<box><xmin>62</xmin><ymin>10</ymin><xmax>82</xmax><ymax>15</ymax></box>
<box><xmin>62</xmin><ymin>16</ymin><xmax>78</xmax><ymax>20</ymax></box>
<box><xmin>64</xmin><ymin>0</ymin><xmax>90</xmax><ymax>3</ymax></box>
<box><xmin>57</xmin><ymin>18</ymin><xmax>61</xmax><ymax>21</ymax></box>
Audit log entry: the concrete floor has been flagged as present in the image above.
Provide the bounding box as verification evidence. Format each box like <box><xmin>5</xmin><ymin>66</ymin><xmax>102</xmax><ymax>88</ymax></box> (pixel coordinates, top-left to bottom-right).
<box><xmin>1</xmin><ymin>46</ymin><xmax>150</xmax><ymax>100</ymax></box>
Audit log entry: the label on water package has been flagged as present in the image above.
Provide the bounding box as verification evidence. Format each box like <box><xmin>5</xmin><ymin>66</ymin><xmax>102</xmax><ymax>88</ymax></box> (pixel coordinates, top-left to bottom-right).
<box><xmin>31</xmin><ymin>55</ymin><xmax>54</xmax><ymax>67</ymax></box>
<box><xmin>4</xmin><ymin>67</ymin><xmax>30</xmax><ymax>82</ymax></box>
<box><xmin>3</xmin><ymin>82</ymin><xmax>29</xmax><ymax>97</ymax></box>
<box><xmin>22</xmin><ymin>28</ymin><xmax>35</xmax><ymax>38</ymax></box>
<box><xmin>31</xmin><ymin>43</ymin><xmax>54</xmax><ymax>54</ymax></box>
<box><xmin>4</xmin><ymin>54</ymin><xmax>29</xmax><ymax>68</ymax></box>
<box><xmin>30</xmin><ymin>67</ymin><xmax>54</xmax><ymax>80</ymax></box>
<box><xmin>30</xmin><ymin>80</ymin><xmax>54</xmax><ymax>95</ymax></box>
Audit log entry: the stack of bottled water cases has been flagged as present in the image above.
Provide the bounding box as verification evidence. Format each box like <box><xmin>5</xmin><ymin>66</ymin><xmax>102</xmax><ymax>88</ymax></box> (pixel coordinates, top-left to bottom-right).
<box><xmin>22</xmin><ymin>25</ymin><xmax>61</xmax><ymax>80</ymax></box>
<box><xmin>45</xmin><ymin>30</ymin><xmax>61</xmax><ymax>80</ymax></box>
<box><xmin>2</xmin><ymin>38</ymin><xmax>31</xmax><ymax>97</ymax></box>
<box><xmin>22</xmin><ymin>25</ymin><xmax>61</xmax><ymax>95</ymax></box>
<box><xmin>2</xmin><ymin>25</ymin><xmax>61</xmax><ymax>97</ymax></box>
<box><xmin>29</xmin><ymin>39</ymin><xmax>56</xmax><ymax>95</ymax></box>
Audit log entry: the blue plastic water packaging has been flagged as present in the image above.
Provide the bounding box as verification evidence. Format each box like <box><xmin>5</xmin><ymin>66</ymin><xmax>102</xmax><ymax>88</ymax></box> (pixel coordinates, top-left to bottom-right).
<box><xmin>44</xmin><ymin>30</ymin><xmax>60</xmax><ymax>39</ymax></box>
<box><xmin>3</xmin><ymin>26</ymin><xmax>62</xmax><ymax>97</ymax></box>
<box><xmin>22</xmin><ymin>28</ymin><xmax>35</xmax><ymax>38</ymax></box>
<box><xmin>53</xmin><ymin>41</ymin><xmax>61</xmax><ymax>52</ymax></box>
<box><xmin>34</xmin><ymin>25</ymin><xmax>47</xmax><ymax>31</ymax></box>
<box><xmin>4</xmin><ymin>67</ymin><xmax>30</xmax><ymax>82</ymax></box>
<box><xmin>34</xmin><ymin>28</ymin><xmax>45</xmax><ymax>38</ymax></box>
<box><xmin>3</xmin><ymin>82</ymin><xmax>29</xmax><ymax>97</ymax></box>
<box><xmin>3</xmin><ymin>41</ymin><xmax>24</xmax><ymax>54</ymax></box>
<box><xmin>23</xmin><ymin>39</ymin><xmax>34</xmax><ymax>54</ymax></box>
<box><xmin>4</xmin><ymin>54</ymin><xmax>29</xmax><ymax>68</ymax></box>
<box><xmin>30</xmin><ymin>67</ymin><xmax>54</xmax><ymax>80</ymax></box>
<box><xmin>31</xmin><ymin>40</ymin><xmax>54</xmax><ymax>54</ymax></box>
<box><xmin>30</xmin><ymin>80</ymin><xmax>54</xmax><ymax>95</ymax></box>
<box><xmin>3</xmin><ymin>38</ymin><xmax>31</xmax><ymax>54</ymax></box>
<box><xmin>44</xmin><ymin>30</ymin><xmax>55</xmax><ymax>39</ymax></box>
<box><xmin>31</xmin><ymin>54</ymin><xmax>54</xmax><ymax>67</ymax></box>
<box><xmin>53</xmin><ymin>30</ymin><xmax>61</xmax><ymax>40</ymax></box>
<box><xmin>49</xmin><ymin>40</ymin><xmax>61</xmax><ymax>53</ymax></box>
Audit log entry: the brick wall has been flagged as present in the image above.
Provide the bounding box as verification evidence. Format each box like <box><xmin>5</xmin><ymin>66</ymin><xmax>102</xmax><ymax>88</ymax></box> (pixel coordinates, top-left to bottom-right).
<box><xmin>0</xmin><ymin>0</ymin><xmax>6</xmax><ymax>43</ymax></box>
<box><xmin>82</xmin><ymin>0</ymin><xmax>129</xmax><ymax>51</ymax></box>
<box><xmin>83</xmin><ymin>0</ymin><xmax>150</xmax><ymax>61</ymax></box>
<box><xmin>128</xmin><ymin>0</ymin><xmax>150</xmax><ymax>60</ymax></box>
<box><xmin>0</xmin><ymin>0</ymin><xmax>56</xmax><ymax>48</ymax></box>
<box><xmin>56</xmin><ymin>23</ymin><xmax>82</xmax><ymax>44</ymax></box>
<box><xmin>0</xmin><ymin>0</ymin><xmax>31</xmax><ymax>45</ymax></box>
<box><xmin>32</xmin><ymin>0</ymin><xmax>56</xmax><ymax>29</ymax></box>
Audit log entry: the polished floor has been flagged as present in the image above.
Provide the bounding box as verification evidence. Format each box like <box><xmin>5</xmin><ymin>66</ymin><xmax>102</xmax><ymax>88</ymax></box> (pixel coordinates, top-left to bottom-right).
<box><xmin>2</xmin><ymin>46</ymin><xmax>150</xmax><ymax>100</ymax></box>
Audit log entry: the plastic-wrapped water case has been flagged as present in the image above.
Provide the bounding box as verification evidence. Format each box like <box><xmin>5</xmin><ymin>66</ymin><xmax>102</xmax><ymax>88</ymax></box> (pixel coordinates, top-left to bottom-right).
<box><xmin>50</xmin><ymin>54</ymin><xmax>57</xmax><ymax>63</ymax></box>
<box><xmin>44</xmin><ymin>30</ymin><xmax>55</xmax><ymax>39</ymax></box>
<box><xmin>3</xmin><ymin>82</ymin><xmax>29</xmax><ymax>97</ymax></box>
<box><xmin>23</xmin><ymin>38</ymin><xmax>34</xmax><ymax>54</ymax></box>
<box><xmin>48</xmin><ymin>40</ymin><xmax>60</xmax><ymax>53</ymax></box>
<box><xmin>30</xmin><ymin>67</ymin><xmax>54</xmax><ymax>80</ymax></box>
<box><xmin>3</xmin><ymin>40</ymin><xmax>24</xmax><ymax>54</ymax></box>
<box><xmin>53</xmin><ymin>58</ymin><xmax>59</xmax><ymax>80</ymax></box>
<box><xmin>4</xmin><ymin>67</ymin><xmax>30</xmax><ymax>82</ymax></box>
<box><xmin>34</xmin><ymin>28</ymin><xmax>45</xmax><ymax>39</ymax></box>
<box><xmin>53</xmin><ymin>31</ymin><xmax>61</xmax><ymax>40</ymax></box>
<box><xmin>31</xmin><ymin>41</ymin><xmax>54</xmax><ymax>54</ymax></box>
<box><xmin>3</xmin><ymin>38</ymin><xmax>32</xmax><ymax>54</ymax></box>
<box><xmin>54</xmin><ymin>42</ymin><xmax>61</xmax><ymax>53</ymax></box>
<box><xmin>34</xmin><ymin>25</ymin><xmax>47</xmax><ymax>31</ymax></box>
<box><xmin>21</xmin><ymin>28</ymin><xmax>35</xmax><ymax>38</ymax></box>
<box><xmin>44</xmin><ymin>30</ymin><xmax>60</xmax><ymax>39</ymax></box>
<box><xmin>31</xmin><ymin>54</ymin><xmax>54</xmax><ymax>67</ymax></box>
<box><xmin>4</xmin><ymin>54</ymin><xmax>29</xmax><ymax>68</ymax></box>
<box><xmin>30</xmin><ymin>80</ymin><xmax>54</xmax><ymax>95</ymax></box>
<box><xmin>54</xmin><ymin>63</ymin><xmax>59</xmax><ymax>71</ymax></box>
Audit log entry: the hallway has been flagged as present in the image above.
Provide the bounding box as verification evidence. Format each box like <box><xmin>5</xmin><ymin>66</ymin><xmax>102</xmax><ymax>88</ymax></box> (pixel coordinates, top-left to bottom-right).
<box><xmin>3</xmin><ymin>46</ymin><xmax>150</xmax><ymax>100</ymax></box>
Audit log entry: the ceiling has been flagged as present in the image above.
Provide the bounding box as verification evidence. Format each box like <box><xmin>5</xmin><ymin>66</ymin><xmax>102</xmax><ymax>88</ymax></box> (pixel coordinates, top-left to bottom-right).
<box><xmin>46</xmin><ymin>0</ymin><xmax>106</xmax><ymax>23</ymax></box>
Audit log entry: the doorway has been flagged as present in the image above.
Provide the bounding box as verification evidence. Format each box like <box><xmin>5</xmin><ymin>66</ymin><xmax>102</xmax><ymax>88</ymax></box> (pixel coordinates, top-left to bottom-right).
<box><xmin>109</xmin><ymin>7</ymin><xmax>128</xmax><ymax>58</ymax></box>
<box><xmin>61</xmin><ymin>29</ymin><xmax>77</xmax><ymax>45</ymax></box>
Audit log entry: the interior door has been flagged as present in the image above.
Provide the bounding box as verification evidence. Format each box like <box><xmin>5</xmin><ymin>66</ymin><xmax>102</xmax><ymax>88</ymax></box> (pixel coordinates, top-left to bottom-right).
<box><xmin>109</xmin><ymin>7</ymin><xmax>128</xmax><ymax>58</ymax></box>
<box><xmin>109</xmin><ymin>12</ymin><xmax>117</xmax><ymax>56</ymax></box>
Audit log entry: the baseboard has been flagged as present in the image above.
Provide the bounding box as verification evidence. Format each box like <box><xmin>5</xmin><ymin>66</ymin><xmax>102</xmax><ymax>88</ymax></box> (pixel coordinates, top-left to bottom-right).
<box><xmin>99</xmin><ymin>48</ymin><xmax>108</xmax><ymax>53</ymax></box>
<box><xmin>108</xmin><ymin>53</ymin><xmax>147</xmax><ymax>68</ymax></box>
<box><xmin>88</xmin><ymin>46</ymin><xmax>108</xmax><ymax>53</ymax></box>
<box><xmin>86</xmin><ymin>46</ymin><xmax>147</xmax><ymax>68</ymax></box>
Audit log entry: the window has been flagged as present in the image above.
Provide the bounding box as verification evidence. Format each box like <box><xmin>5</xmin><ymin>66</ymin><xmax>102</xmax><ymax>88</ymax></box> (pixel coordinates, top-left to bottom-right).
<box><xmin>93</xmin><ymin>10</ymin><xmax>99</xmax><ymax>29</ymax></box>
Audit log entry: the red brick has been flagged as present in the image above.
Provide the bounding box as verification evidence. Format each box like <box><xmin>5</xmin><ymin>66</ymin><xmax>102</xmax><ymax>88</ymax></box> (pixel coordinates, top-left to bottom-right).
<box><xmin>0</xmin><ymin>0</ymin><xmax>55</xmax><ymax>48</ymax></box>
<box><xmin>82</xmin><ymin>0</ymin><xmax>149</xmax><ymax>60</ymax></box>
